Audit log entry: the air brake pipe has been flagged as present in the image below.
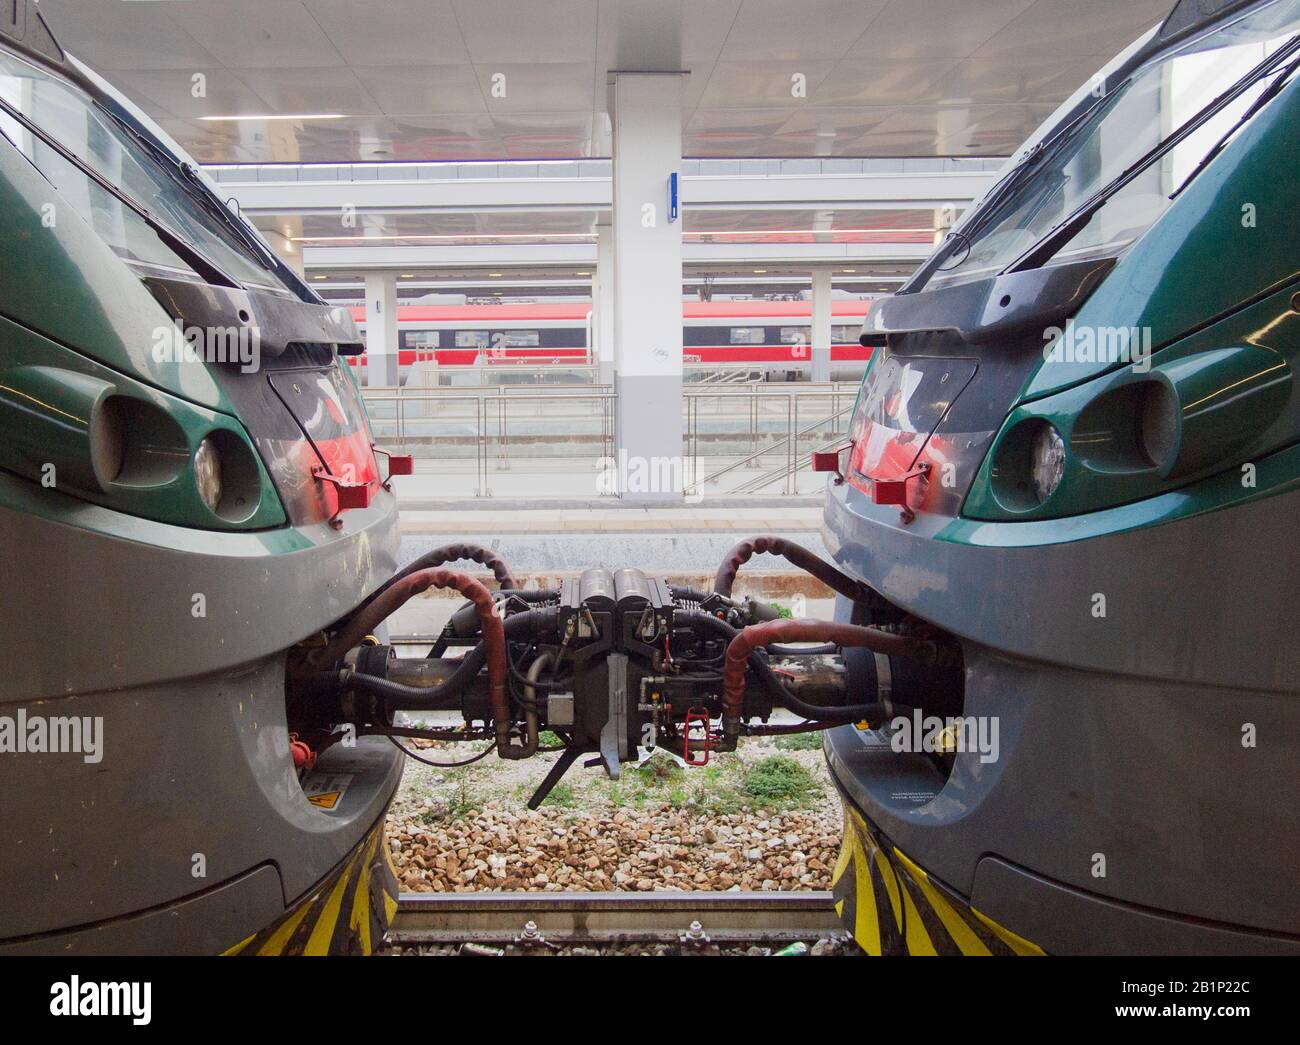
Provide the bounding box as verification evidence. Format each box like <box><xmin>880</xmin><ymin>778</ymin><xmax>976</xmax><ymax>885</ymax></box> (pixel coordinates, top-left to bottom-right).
<box><xmin>343</xmin><ymin>607</ymin><xmax>559</xmax><ymax>709</ymax></box>
<box><xmin>310</xmin><ymin>568</ymin><xmax>513</xmax><ymax>757</ymax></box>
<box><xmin>677</xmin><ymin>610</ymin><xmax>892</xmax><ymax>723</ymax></box>
<box><xmin>373</xmin><ymin>542</ymin><xmax>519</xmax><ymax>600</ymax></box>
<box><xmin>713</xmin><ymin>535</ymin><xmax>871</xmax><ymax>602</ymax></box>
<box><xmin>722</xmin><ymin>619</ymin><xmax>932</xmax><ymax>742</ymax></box>
<box><xmin>515</xmin><ymin>651</ymin><xmax>552</xmax><ymax>760</ymax></box>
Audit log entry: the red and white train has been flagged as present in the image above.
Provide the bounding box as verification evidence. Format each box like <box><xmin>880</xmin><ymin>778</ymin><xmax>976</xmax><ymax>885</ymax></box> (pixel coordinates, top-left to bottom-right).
<box><xmin>348</xmin><ymin>300</ymin><xmax>874</xmax><ymax>383</ymax></box>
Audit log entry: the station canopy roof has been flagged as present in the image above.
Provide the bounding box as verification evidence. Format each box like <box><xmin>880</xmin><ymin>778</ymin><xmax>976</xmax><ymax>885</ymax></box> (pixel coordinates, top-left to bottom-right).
<box><xmin>41</xmin><ymin>0</ymin><xmax>1172</xmax><ymax>163</ymax></box>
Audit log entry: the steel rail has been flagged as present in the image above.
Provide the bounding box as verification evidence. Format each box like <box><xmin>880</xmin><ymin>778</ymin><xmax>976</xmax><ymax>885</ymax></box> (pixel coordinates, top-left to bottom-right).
<box><xmin>389</xmin><ymin>889</ymin><xmax>841</xmax><ymax>946</ymax></box>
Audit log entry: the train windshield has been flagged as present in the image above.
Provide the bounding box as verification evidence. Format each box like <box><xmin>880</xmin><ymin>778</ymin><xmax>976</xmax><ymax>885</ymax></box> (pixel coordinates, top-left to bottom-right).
<box><xmin>0</xmin><ymin>48</ymin><xmax>291</xmax><ymax>293</ymax></box>
<box><xmin>918</xmin><ymin>0</ymin><xmax>1300</xmax><ymax>292</ymax></box>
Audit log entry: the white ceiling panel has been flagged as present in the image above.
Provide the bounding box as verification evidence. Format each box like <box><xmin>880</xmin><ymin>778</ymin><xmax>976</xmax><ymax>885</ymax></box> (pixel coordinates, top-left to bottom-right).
<box><xmin>846</xmin><ymin>0</ymin><xmax>1036</xmax><ymax>61</ymax></box>
<box><xmin>975</xmin><ymin>0</ymin><xmax>1170</xmax><ymax>58</ymax></box>
<box><xmin>38</xmin><ymin>0</ymin><xmax>219</xmax><ymax>71</ymax></box>
<box><xmin>810</xmin><ymin>59</ymin><xmax>964</xmax><ymax>107</ymax></box>
<box><xmin>717</xmin><ymin>0</ymin><xmax>890</xmax><ymax>63</ymax></box>
<box><xmin>472</xmin><ymin>63</ymin><xmax>598</xmax><ymax>113</ymax></box>
<box><xmin>450</xmin><ymin>0</ymin><xmax>600</xmax><ymax>64</ymax></box>
<box><xmin>936</xmin><ymin>53</ymin><xmax>1109</xmax><ymax>106</ymax></box>
<box><xmin>695</xmin><ymin>63</ymin><xmax>834</xmax><ymax>110</ymax></box>
<box><xmin>353</xmin><ymin>65</ymin><xmax>488</xmax><ymax>116</ymax></box>
<box><xmin>33</xmin><ymin>0</ymin><xmax>1179</xmax><ymax>161</ymax></box>
<box><xmin>106</xmin><ymin>67</ymin><xmax>273</xmax><ymax>121</ymax></box>
<box><xmin>303</xmin><ymin>0</ymin><xmax>472</xmax><ymax>66</ymax></box>
<box><xmin>164</xmin><ymin>1</ymin><xmax>346</xmax><ymax>70</ymax></box>
<box><xmin>233</xmin><ymin>67</ymin><xmax>383</xmax><ymax>116</ymax></box>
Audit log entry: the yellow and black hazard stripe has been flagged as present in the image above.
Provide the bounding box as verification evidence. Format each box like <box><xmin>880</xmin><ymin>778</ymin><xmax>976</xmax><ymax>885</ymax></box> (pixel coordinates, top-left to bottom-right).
<box><xmin>221</xmin><ymin>822</ymin><xmax>399</xmax><ymax>956</ymax></box>
<box><xmin>831</xmin><ymin>803</ymin><xmax>1044</xmax><ymax>956</ymax></box>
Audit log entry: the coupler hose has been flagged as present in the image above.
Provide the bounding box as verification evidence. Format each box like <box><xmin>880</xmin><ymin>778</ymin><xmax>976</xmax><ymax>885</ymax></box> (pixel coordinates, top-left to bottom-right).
<box><xmin>713</xmin><ymin>535</ymin><xmax>871</xmax><ymax>603</ymax></box>
<box><xmin>310</xmin><ymin>568</ymin><xmax>513</xmax><ymax>757</ymax></box>
<box><xmin>676</xmin><ymin>610</ymin><xmax>887</xmax><ymax>723</ymax></box>
<box><xmin>343</xmin><ymin>607</ymin><xmax>560</xmax><ymax>709</ymax></box>
<box><xmin>722</xmin><ymin>618</ymin><xmax>933</xmax><ymax>744</ymax></box>
<box><xmin>372</xmin><ymin>542</ymin><xmax>518</xmax><ymax>602</ymax></box>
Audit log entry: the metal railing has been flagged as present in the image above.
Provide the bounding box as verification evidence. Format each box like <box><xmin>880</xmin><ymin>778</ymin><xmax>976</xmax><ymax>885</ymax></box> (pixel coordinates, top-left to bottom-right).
<box><xmin>361</xmin><ymin>381</ymin><xmax>855</xmax><ymax>498</ymax></box>
<box><xmin>362</xmin><ymin>360</ymin><xmax>842</xmax><ymax>389</ymax></box>
<box><xmin>682</xmin><ymin>385</ymin><xmax>855</xmax><ymax>496</ymax></box>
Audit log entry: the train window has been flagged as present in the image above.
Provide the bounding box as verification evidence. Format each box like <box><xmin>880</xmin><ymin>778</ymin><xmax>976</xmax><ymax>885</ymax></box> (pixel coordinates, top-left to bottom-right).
<box><xmin>779</xmin><ymin>327</ymin><xmax>810</xmax><ymax>344</ymax></box>
<box><xmin>0</xmin><ymin>128</ymin><xmax>201</xmax><ymax>280</ymax></box>
<box><xmin>500</xmin><ymin>330</ymin><xmax>540</xmax><ymax>348</ymax></box>
<box><xmin>455</xmin><ymin>330</ymin><xmax>490</xmax><ymax>348</ymax></box>
<box><xmin>730</xmin><ymin>327</ymin><xmax>767</xmax><ymax>344</ymax></box>
<box><xmin>832</xmin><ymin>325</ymin><xmax>860</xmax><ymax>342</ymax></box>
<box><xmin>400</xmin><ymin>330</ymin><xmax>440</xmax><ymax>350</ymax></box>
<box><xmin>0</xmin><ymin>49</ymin><xmax>292</xmax><ymax>293</ymax></box>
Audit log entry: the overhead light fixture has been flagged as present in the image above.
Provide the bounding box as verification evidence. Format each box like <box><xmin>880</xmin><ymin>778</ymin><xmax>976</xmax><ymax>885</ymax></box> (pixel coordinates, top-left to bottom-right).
<box><xmin>488</xmin><ymin>273</ymin><xmax>503</xmax><ymax>278</ymax></box>
<box><xmin>399</xmin><ymin>273</ymin><xmax>414</xmax><ymax>278</ymax></box>
<box><xmin>198</xmin><ymin>113</ymin><xmax>348</xmax><ymax>122</ymax></box>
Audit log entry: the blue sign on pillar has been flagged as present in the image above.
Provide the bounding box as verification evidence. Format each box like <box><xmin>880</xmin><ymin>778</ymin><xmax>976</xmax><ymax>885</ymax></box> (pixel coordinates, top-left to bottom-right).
<box><xmin>668</xmin><ymin>171</ymin><xmax>679</xmax><ymax>223</ymax></box>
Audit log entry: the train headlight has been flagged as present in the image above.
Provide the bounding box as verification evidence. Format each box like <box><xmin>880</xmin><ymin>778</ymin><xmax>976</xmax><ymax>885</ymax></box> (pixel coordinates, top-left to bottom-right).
<box><xmin>988</xmin><ymin>418</ymin><xmax>1067</xmax><ymax>512</ymax></box>
<box><xmin>194</xmin><ymin>436</ymin><xmax>223</xmax><ymax>512</ymax></box>
<box><xmin>1030</xmin><ymin>422</ymin><xmax>1066</xmax><ymax>503</ymax></box>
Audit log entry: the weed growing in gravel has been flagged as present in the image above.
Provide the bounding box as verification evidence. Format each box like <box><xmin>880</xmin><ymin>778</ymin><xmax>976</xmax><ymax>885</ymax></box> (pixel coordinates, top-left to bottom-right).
<box><xmin>774</xmin><ymin>732</ymin><xmax>823</xmax><ymax>752</ymax></box>
<box><xmin>687</xmin><ymin>760</ymin><xmax>746</xmax><ymax>815</ymax></box>
<box><xmin>742</xmin><ymin>755</ymin><xmax>820</xmax><ymax>809</ymax></box>
<box><xmin>542</xmin><ymin>783</ymin><xmax>577</xmax><ymax>808</ymax></box>
<box><xmin>539</xmin><ymin>730</ymin><xmax>565</xmax><ymax>747</ymax></box>
<box><xmin>447</xmin><ymin>775</ymin><xmax>479</xmax><ymax>820</ymax></box>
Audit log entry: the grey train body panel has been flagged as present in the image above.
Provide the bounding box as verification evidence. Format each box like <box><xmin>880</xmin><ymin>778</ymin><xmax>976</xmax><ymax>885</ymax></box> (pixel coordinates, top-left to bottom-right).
<box><xmin>0</xmin><ymin>472</ymin><xmax>403</xmax><ymax>946</ymax></box>
<box><xmin>0</xmin><ymin>471</ymin><xmax>401</xmax><ymax>702</ymax></box>
<box><xmin>0</xmin><ymin>865</ymin><xmax>287</xmax><ymax>956</ymax></box>
<box><xmin>822</xmin><ymin>477</ymin><xmax>1300</xmax><ymax>947</ymax></box>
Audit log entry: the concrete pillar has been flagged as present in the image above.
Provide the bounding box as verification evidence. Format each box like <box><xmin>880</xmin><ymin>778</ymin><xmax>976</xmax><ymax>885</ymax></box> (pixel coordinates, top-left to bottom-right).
<box><xmin>363</xmin><ymin>273</ymin><xmax>399</xmax><ymax>387</ymax></box>
<box><xmin>811</xmin><ymin>267</ymin><xmax>832</xmax><ymax>383</ymax></box>
<box><xmin>594</xmin><ymin>221</ymin><xmax>616</xmax><ymax>386</ymax></box>
<box><xmin>609</xmin><ymin>71</ymin><xmax>685</xmax><ymax>502</ymax></box>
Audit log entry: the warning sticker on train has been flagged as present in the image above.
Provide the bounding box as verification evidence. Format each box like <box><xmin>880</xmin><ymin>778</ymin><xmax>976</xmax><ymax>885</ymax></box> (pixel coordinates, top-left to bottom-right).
<box><xmin>303</xmin><ymin>772</ymin><xmax>353</xmax><ymax>811</ymax></box>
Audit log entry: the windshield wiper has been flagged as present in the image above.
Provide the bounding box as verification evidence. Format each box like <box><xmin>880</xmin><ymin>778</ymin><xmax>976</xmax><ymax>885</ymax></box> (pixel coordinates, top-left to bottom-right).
<box><xmin>101</xmin><ymin>107</ymin><xmax>285</xmax><ymax>277</ymax></box>
<box><xmin>1005</xmin><ymin>31</ymin><xmax>1300</xmax><ymax>274</ymax></box>
<box><xmin>1168</xmin><ymin>49</ymin><xmax>1300</xmax><ymax>201</ymax></box>
<box><xmin>0</xmin><ymin>95</ymin><xmax>239</xmax><ymax>288</ymax></box>
<box><xmin>908</xmin><ymin>89</ymin><xmax>1114</xmax><ymax>290</ymax></box>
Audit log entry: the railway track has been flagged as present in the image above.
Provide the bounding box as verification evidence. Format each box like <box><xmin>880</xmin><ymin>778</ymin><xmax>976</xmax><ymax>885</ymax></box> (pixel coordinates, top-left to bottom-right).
<box><xmin>388</xmin><ymin>890</ymin><xmax>844</xmax><ymax>949</ymax></box>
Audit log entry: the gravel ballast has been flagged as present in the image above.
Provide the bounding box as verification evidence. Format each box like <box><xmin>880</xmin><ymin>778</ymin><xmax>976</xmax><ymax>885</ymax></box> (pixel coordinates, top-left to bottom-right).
<box><xmin>385</xmin><ymin>740</ymin><xmax>844</xmax><ymax>895</ymax></box>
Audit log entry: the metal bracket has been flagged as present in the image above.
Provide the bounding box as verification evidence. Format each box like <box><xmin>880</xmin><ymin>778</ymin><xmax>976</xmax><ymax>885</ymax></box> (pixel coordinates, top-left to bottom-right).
<box><xmin>869</xmin><ymin>462</ymin><xmax>930</xmax><ymax>523</ymax></box>
<box><xmin>372</xmin><ymin>445</ymin><xmax>414</xmax><ymax>491</ymax></box>
<box><xmin>599</xmin><ymin>653</ymin><xmax>629</xmax><ymax>779</ymax></box>
<box><xmin>683</xmin><ymin>707</ymin><xmax>712</xmax><ymax>766</ymax></box>
<box><xmin>810</xmin><ymin>441</ymin><xmax>852</xmax><ymax>485</ymax></box>
<box><xmin>311</xmin><ymin>465</ymin><xmax>371</xmax><ymax>528</ymax></box>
